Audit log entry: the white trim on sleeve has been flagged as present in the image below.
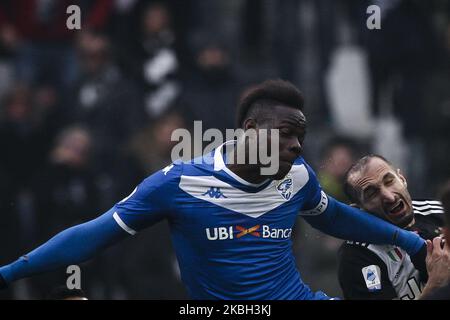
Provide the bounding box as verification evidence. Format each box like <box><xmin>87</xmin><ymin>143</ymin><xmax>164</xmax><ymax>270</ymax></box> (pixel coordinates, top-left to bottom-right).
<box><xmin>113</xmin><ymin>212</ymin><xmax>137</xmax><ymax>235</ymax></box>
<box><xmin>299</xmin><ymin>190</ymin><xmax>329</xmax><ymax>216</ymax></box>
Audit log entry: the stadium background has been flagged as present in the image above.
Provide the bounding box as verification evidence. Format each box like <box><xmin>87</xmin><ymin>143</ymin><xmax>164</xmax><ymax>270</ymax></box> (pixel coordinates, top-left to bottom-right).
<box><xmin>0</xmin><ymin>0</ymin><xmax>449</xmax><ymax>299</ymax></box>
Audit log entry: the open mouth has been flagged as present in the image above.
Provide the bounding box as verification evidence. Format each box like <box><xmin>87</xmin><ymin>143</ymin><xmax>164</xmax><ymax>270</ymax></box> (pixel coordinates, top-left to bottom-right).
<box><xmin>388</xmin><ymin>201</ymin><xmax>405</xmax><ymax>216</ymax></box>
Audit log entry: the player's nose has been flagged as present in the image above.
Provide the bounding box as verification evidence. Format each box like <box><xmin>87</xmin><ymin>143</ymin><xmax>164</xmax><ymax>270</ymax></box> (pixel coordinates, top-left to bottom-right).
<box><xmin>380</xmin><ymin>187</ymin><xmax>396</xmax><ymax>203</ymax></box>
<box><xmin>287</xmin><ymin>138</ymin><xmax>302</xmax><ymax>157</ymax></box>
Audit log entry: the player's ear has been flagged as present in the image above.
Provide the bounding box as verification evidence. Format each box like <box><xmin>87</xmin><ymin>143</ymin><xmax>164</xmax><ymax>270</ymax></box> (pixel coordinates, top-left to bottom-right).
<box><xmin>397</xmin><ymin>168</ymin><xmax>407</xmax><ymax>187</ymax></box>
<box><xmin>243</xmin><ymin>118</ymin><xmax>257</xmax><ymax>131</ymax></box>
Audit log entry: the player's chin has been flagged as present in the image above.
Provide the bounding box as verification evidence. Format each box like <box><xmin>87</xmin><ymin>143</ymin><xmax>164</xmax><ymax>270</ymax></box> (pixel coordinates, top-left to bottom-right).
<box><xmin>271</xmin><ymin>162</ymin><xmax>292</xmax><ymax>180</ymax></box>
<box><xmin>390</xmin><ymin>212</ymin><xmax>414</xmax><ymax>228</ymax></box>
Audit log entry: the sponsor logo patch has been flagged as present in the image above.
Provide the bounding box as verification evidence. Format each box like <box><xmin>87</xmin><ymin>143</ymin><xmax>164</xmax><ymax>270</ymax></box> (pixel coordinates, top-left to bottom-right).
<box><xmin>362</xmin><ymin>265</ymin><xmax>382</xmax><ymax>291</ymax></box>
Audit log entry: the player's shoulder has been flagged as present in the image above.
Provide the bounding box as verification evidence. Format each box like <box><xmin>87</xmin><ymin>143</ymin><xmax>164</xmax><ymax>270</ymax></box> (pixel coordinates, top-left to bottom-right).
<box><xmin>287</xmin><ymin>157</ymin><xmax>319</xmax><ymax>196</ymax></box>
<box><xmin>293</xmin><ymin>156</ymin><xmax>311</xmax><ymax>169</ymax></box>
<box><xmin>412</xmin><ymin>199</ymin><xmax>444</xmax><ymax>217</ymax></box>
<box><xmin>292</xmin><ymin>157</ymin><xmax>316</xmax><ymax>180</ymax></box>
<box><xmin>340</xmin><ymin>240</ymin><xmax>395</xmax><ymax>261</ymax></box>
<box><xmin>138</xmin><ymin>160</ymin><xmax>184</xmax><ymax>190</ymax></box>
<box><xmin>340</xmin><ymin>240</ymin><xmax>371</xmax><ymax>256</ymax></box>
<box><xmin>338</xmin><ymin>241</ymin><xmax>386</xmax><ymax>271</ymax></box>
<box><xmin>148</xmin><ymin>152</ymin><xmax>216</xmax><ymax>181</ymax></box>
<box><xmin>178</xmin><ymin>152</ymin><xmax>217</xmax><ymax>176</ymax></box>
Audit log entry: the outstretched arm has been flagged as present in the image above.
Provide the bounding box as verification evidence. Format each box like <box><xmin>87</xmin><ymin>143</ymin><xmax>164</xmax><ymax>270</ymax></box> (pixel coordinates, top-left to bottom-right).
<box><xmin>302</xmin><ymin>193</ymin><xmax>424</xmax><ymax>257</ymax></box>
<box><xmin>299</xmin><ymin>163</ymin><xmax>425</xmax><ymax>257</ymax></box>
<box><xmin>0</xmin><ymin>208</ymin><xmax>128</xmax><ymax>287</ymax></box>
<box><xmin>0</xmin><ymin>162</ymin><xmax>182</xmax><ymax>288</ymax></box>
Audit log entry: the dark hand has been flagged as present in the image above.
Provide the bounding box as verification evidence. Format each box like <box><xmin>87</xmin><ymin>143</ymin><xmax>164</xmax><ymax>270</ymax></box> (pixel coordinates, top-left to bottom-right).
<box><xmin>410</xmin><ymin>242</ymin><xmax>428</xmax><ymax>282</ymax></box>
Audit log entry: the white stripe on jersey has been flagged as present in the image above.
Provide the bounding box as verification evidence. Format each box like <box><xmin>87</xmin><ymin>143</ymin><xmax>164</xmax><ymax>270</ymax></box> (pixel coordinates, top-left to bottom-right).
<box><xmin>413</xmin><ymin>204</ymin><xmax>443</xmax><ymax>211</ymax></box>
<box><xmin>413</xmin><ymin>209</ymin><xmax>444</xmax><ymax>215</ymax></box>
<box><xmin>179</xmin><ymin>164</ymin><xmax>309</xmax><ymax>218</ymax></box>
<box><xmin>412</xmin><ymin>200</ymin><xmax>444</xmax><ymax>216</ymax></box>
<box><xmin>113</xmin><ymin>212</ymin><xmax>137</xmax><ymax>235</ymax></box>
<box><xmin>412</xmin><ymin>200</ymin><xmax>442</xmax><ymax>206</ymax></box>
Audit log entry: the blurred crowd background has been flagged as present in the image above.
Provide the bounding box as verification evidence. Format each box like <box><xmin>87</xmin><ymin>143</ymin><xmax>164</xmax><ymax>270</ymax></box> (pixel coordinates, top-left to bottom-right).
<box><xmin>0</xmin><ymin>0</ymin><xmax>449</xmax><ymax>299</ymax></box>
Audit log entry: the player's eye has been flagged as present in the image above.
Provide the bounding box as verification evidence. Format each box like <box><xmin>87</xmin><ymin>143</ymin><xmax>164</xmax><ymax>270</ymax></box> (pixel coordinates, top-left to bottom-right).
<box><xmin>364</xmin><ymin>189</ymin><xmax>377</xmax><ymax>200</ymax></box>
<box><xmin>280</xmin><ymin>128</ymin><xmax>291</xmax><ymax>135</ymax></box>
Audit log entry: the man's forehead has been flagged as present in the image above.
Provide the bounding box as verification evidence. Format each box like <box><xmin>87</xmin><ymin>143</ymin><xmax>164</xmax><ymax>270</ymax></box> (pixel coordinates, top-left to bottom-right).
<box><xmin>349</xmin><ymin>157</ymin><xmax>396</xmax><ymax>188</ymax></box>
<box><xmin>274</xmin><ymin>105</ymin><xmax>306</xmax><ymax>125</ymax></box>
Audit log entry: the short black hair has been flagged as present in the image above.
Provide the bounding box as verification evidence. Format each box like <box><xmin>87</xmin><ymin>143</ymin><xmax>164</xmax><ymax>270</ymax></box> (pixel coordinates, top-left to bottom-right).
<box><xmin>343</xmin><ymin>154</ymin><xmax>393</xmax><ymax>204</ymax></box>
<box><xmin>46</xmin><ymin>286</ymin><xmax>87</xmax><ymax>300</ymax></box>
<box><xmin>236</xmin><ymin>79</ymin><xmax>304</xmax><ymax>127</ymax></box>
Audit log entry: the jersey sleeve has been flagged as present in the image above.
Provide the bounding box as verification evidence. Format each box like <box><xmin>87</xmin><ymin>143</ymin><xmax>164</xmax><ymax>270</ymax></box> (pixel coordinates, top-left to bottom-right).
<box><xmin>112</xmin><ymin>161</ymin><xmax>183</xmax><ymax>234</ymax></box>
<box><xmin>298</xmin><ymin>162</ymin><xmax>425</xmax><ymax>257</ymax></box>
<box><xmin>338</xmin><ymin>244</ymin><xmax>397</xmax><ymax>300</ymax></box>
<box><xmin>298</xmin><ymin>162</ymin><xmax>329</xmax><ymax>216</ymax></box>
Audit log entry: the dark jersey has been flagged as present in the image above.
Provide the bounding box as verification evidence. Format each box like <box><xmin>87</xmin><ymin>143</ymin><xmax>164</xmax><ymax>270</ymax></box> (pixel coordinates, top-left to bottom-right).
<box><xmin>338</xmin><ymin>200</ymin><xmax>444</xmax><ymax>300</ymax></box>
<box><xmin>424</xmin><ymin>283</ymin><xmax>450</xmax><ymax>300</ymax></box>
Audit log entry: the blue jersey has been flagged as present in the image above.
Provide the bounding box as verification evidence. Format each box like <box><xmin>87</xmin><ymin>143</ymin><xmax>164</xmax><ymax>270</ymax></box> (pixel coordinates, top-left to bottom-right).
<box><xmin>113</xmin><ymin>141</ymin><xmax>331</xmax><ymax>299</ymax></box>
<box><xmin>0</xmin><ymin>143</ymin><xmax>425</xmax><ymax>298</ymax></box>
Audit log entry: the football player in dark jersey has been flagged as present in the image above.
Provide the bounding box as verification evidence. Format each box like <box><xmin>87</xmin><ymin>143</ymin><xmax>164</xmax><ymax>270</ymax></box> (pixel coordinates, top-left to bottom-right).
<box><xmin>338</xmin><ymin>154</ymin><xmax>444</xmax><ymax>299</ymax></box>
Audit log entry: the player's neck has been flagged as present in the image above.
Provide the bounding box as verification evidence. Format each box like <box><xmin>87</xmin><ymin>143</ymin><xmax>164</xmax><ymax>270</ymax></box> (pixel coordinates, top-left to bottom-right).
<box><xmin>226</xmin><ymin>163</ymin><xmax>268</xmax><ymax>184</ymax></box>
<box><xmin>405</xmin><ymin>217</ymin><xmax>416</xmax><ymax>229</ymax></box>
<box><xmin>225</xmin><ymin>144</ymin><xmax>269</xmax><ymax>184</ymax></box>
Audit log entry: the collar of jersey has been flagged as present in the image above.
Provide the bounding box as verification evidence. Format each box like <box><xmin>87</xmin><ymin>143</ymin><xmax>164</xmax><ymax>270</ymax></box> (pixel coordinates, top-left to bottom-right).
<box><xmin>212</xmin><ymin>140</ymin><xmax>273</xmax><ymax>193</ymax></box>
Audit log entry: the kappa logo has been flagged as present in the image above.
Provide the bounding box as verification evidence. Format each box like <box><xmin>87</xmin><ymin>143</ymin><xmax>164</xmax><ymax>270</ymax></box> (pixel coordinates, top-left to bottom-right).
<box><xmin>276</xmin><ymin>175</ymin><xmax>293</xmax><ymax>200</ymax></box>
<box><xmin>162</xmin><ymin>164</ymin><xmax>174</xmax><ymax>175</ymax></box>
<box><xmin>202</xmin><ymin>187</ymin><xmax>227</xmax><ymax>199</ymax></box>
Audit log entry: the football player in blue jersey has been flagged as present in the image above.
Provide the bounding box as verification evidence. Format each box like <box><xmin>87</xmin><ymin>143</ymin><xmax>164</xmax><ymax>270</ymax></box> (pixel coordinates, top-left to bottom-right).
<box><xmin>0</xmin><ymin>79</ymin><xmax>428</xmax><ymax>299</ymax></box>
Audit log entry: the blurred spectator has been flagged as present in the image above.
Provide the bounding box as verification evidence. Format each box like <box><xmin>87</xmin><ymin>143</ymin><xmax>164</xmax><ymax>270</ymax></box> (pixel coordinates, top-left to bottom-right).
<box><xmin>0</xmin><ymin>0</ymin><xmax>113</xmax><ymax>90</ymax></box>
<box><xmin>421</xmin><ymin>20</ymin><xmax>450</xmax><ymax>196</ymax></box>
<box><xmin>67</xmin><ymin>30</ymin><xmax>145</xmax><ymax>206</ymax></box>
<box><xmin>30</xmin><ymin>126</ymin><xmax>99</xmax><ymax>242</ymax></box>
<box><xmin>26</xmin><ymin>126</ymin><xmax>101</xmax><ymax>298</ymax></box>
<box><xmin>180</xmin><ymin>40</ymin><xmax>241</xmax><ymax>133</ymax></box>
<box><xmin>130</xmin><ymin>109</ymin><xmax>187</xmax><ymax>173</ymax></box>
<box><xmin>0</xmin><ymin>86</ymin><xmax>51</xmax><ymax>190</ymax></box>
<box><xmin>317</xmin><ymin>136</ymin><xmax>360</xmax><ymax>203</ymax></box>
<box><xmin>272</xmin><ymin>0</ymin><xmax>302</xmax><ymax>83</ymax></box>
<box><xmin>364</xmin><ymin>0</ymin><xmax>439</xmax><ymax>122</ymax></box>
<box><xmin>109</xmin><ymin>0</ymin><xmax>196</xmax><ymax>70</ymax></box>
<box><xmin>69</xmin><ymin>30</ymin><xmax>144</xmax><ymax>153</ymax></box>
<box><xmin>363</xmin><ymin>0</ymin><xmax>440</xmax><ymax>196</ymax></box>
<box><xmin>131</xmin><ymin>2</ymin><xmax>180</xmax><ymax>119</ymax></box>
